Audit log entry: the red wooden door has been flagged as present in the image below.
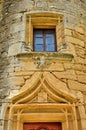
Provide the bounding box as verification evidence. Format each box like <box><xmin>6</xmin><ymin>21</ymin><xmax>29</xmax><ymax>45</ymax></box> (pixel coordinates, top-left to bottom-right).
<box><xmin>23</xmin><ymin>123</ymin><xmax>62</xmax><ymax>130</ymax></box>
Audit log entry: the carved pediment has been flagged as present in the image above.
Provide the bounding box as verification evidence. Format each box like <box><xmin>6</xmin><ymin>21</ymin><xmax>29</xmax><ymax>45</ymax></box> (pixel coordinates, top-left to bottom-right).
<box><xmin>4</xmin><ymin>72</ymin><xmax>77</xmax><ymax>130</ymax></box>
<box><xmin>11</xmin><ymin>72</ymin><xmax>76</xmax><ymax>104</ymax></box>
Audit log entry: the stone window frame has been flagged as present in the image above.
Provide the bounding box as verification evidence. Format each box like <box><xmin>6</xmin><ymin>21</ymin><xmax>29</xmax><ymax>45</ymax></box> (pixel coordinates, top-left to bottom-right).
<box><xmin>25</xmin><ymin>13</ymin><xmax>64</xmax><ymax>52</ymax></box>
<box><xmin>15</xmin><ymin>13</ymin><xmax>74</xmax><ymax>67</ymax></box>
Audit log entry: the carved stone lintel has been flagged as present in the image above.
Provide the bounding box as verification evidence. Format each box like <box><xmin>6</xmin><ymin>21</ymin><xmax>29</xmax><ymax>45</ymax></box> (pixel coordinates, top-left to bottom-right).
<box><xmin>34</xmin><ymin>56</ymin><xmax>51</xmax><ymax>68</ymax></box>
<box><xmin>16</xmin><ymin>51</ymin><xmax>74</xmax><ymax>68</ymax></box>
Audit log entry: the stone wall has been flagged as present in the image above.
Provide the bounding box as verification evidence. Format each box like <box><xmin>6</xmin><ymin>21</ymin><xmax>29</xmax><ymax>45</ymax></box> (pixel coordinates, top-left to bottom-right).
<box><xmin>0</xmin><ymin>0</ymin><xmax>86</xmax><ymax>129</ymax></box>
<box><xmin>0</xmin><ymin>0</ymin><xmax>85</xmax><ymax>100</ymax></box>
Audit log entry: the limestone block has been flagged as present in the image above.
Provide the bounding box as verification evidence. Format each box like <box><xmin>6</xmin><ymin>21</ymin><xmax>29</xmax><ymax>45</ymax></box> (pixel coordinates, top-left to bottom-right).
<box><xmin>74</xmin><ymin>56</ymin><xmax>84</xmax><ymax>64</ymax></box>
<box><xmin>83</xmin><ymin>92</ymin><xmax>86</xmax><ymax>99</ymax></box>
<box><xmin>72</xmin><ymin>64</ymin><xmax>83</xmax><ymax>71</ymax></box>
<box><xmin>8</xmin><ymin>31</ymin><xmax>25</xmax><ymax>44</ymax></box>
<box><xmin>14</xmin><ymin>67</ymin><xmax>22</xmax><ymax>72</ymax></box>
<box><xmin>20</xmin><ymin>72</ymin><xmax>41</xmax><ymax>92</ymax></box>
<box><xmin>63</xmin><ymin>63</ymin><xmax>72</xmax><ymax>69</ymax></box>
<box><xmin>82</xmin><ymin>128</ymin><xmax>86</xmax><ymax>130</ymax></box>
<box><xmin>0</xmin><ymin>79</ymin><xmax>8</xmax><ymax>88</ymax></box>
<box><xmin>44</xmin><ymin>72</ymin><xmax>68</xmax><ymax>92</ymax></box>
<box><xmin>19</xmin><ymin>0</ymin><xmax>33</xmax><ymax>10</ymax></box>
<box><xmin>10</xmin><ymin>71</ymin><xmax>34</xmax><ymax>76</ymax></box>
<box><xmin>77</xmin><ymin>75</ymin><xmax>86</xmax><ymax>84</ymax></box>
<box><xmin>68</xmin><ymin>80</ymin><xmax>86</xmax><ymax>92</ymax></box>
<box><xmin>8</xmin><ymin>42</ymin><xmax>26</xmax><ymax>56</ymax></box>
<box><xmin>21</xmin><ymin>62</ymin><xmax>36</xmax><ymax>71</ymax></box>
<box><xmin>9</xmin><ymin>90</ymin><xmax>19</xmax><ymax>98</ymax></box>
<box><xmin>68</xmin><ymin>43</ymin><xmax>76</xmax><ymax>56</ymax></box>
<box><xmin>84</xmin><ymin>58</ymin><xmax>86</xmax><ymax>64</ymax></box>
<box><xmin>24</xmin><ymin>76</ymin><xmax>31</xmax><ymax>80</ymax></box>
<box><xmin>65</xmin><ymin>28</ymin><xmax>72</xmax><ymax>36</ymax></box>
<box><xmin>83</xmin><ymin>65</ymin><xmax>86</xmax><ymax>72</ymax></box>
<box><xmin>65</xmin><ymin>36</ymin><xmax>84</xmax><ymax>47</ymax></box>
<box><xmin>72</xmin><ymin>30</ymin><xmax>85</xmax><ymax>41</ymax></box>
<box><xmin>75</xmin><ymin>26</ymin><xmax>84</xmax><ymax>34</ymax></box>
<box><xmin>8</xmin><ymin>77</ymin><xmax>24</xmax><ymax>86</ymax></box>
<box><xmin>5</xmin><ymin>67</ymin><xmax>14</xmax><ymax>73</ymax></box>
<box><xmin>10</xmin><ymin>85</ymin><xmax>21</xmax><ymax>90</ymax></box>
<box><xmin>48</xmin><ymin>62</ymin><xmax>64</xmax><ymax>71</ymax></box>
<box><xmin>75</xmin><ymin>46</ymin><xmax>85</xmax><ymax>58</ymax></box>
<box><xmin>53</xmin><ymin>70</ymin><xmax>77</xmax><ymax>80</ymax></box>
<box><xmin>76</xmin><ymin>71</ymin><xmax>86</xmax><ymax>75</ymax></box>
<box><xmin>9</xmin><ymin>23</ymin><xmax>24</xmax><ymax>33</ymax></box>
<box><xmin>0</xmin><ymin>73</ymin><xmax>8</xmax><ymax>79</ymax></box>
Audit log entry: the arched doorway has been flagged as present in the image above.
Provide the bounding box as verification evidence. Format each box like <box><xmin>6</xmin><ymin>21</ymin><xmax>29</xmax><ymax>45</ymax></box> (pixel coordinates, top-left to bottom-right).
<box><xmin>3</xmin><ymin>72</ymin><xmax>78</xmax><ymax>130</ymax></box>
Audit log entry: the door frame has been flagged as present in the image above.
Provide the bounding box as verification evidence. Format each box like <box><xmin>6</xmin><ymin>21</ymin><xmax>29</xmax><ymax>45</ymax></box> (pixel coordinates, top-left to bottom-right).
<box><xmin>20</xmin><ymin>113</ymin><xmax>64</xmax><ymax>130</ymax></box>
<box><xmin>4</xmin><ymin>103</ymin><xmax>77</xmax><ymax>130</ymax></box>
<box><xmin>23</xmin><ymin>122</ymin><xmax>62</xmax><ymax>130</ymax></box>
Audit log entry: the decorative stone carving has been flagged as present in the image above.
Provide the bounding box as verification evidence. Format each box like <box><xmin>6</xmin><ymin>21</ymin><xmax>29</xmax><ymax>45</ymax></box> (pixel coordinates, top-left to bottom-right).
<box><xmin>16</xmin><ymin>51</ymin><xmax>74</xmax><ymax>69</ymax></box>
<box><xmin>34</xmin><ymin>56</ymin><xmax>51</xmax><ymax>68</ymax></box>
<box><xmin>23</xmin><ymin>42</ymin><xmax>33</xmax><ymax>52</ymax></box>
<box><xmin>38</xmin><ymin>89</ymin><xmax>47</xmax><ymax>102</ymax></box>
<box><xmin>58</xmin><ymin>42</ymin><xmax>72</xmax><ymax>54</ymax></box>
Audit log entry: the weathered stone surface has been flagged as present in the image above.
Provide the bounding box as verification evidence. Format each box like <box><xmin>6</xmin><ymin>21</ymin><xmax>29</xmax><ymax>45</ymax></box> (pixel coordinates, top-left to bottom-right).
<box><xmin>8</xmin><ymin>42</ymin><xmax>25</xmax><ymax>56</ymax></box>
<box><xmin>44</xmin><ymin>72</ymin><xmax>68</xmax><ymax>92</ymax></box>
<box><xmin>53</xmin><ymin>70</ymin><xmax>77</xmax><ymax>80</ymax></box>
<box><xmin>74</xmin><ymin>56</ymin><xmax>84</xmax><ymax>64</ymax></box>
<box><xmin>65</xmin><ymin>36</ymin><xmax>85</xmax><ymax>47</ymax></box>
<box><xmin>20</xmin><ymin>62</ymin><xmax>36</xmax><ymax>71</ymax></box>
<box><xmin>9</xmin><ymin>71</ymin><xmax>34</xmax><ymax>77</ymax></box>
<box><xmin>65</xmin><ymin>28</ymin><xmax>72</xmax><ymax>36</ymax></box>
<box><xmin>68</xmin><ymin>80</ymin><xmax>86</xmax><ymax>92</ymax></box>
<box><xmin>9</xmin><ymin>90</ymin><xmax>19</xmax><ymax>98</ymax></box>
<box><xmin>8</xmin><ymin>77</ymin><xmax>25</xmax><ymax>86</ymax></box>
<box><xmin>0</xmin><ymin>0</ymin><xmax>86</xmax><ymax>130</ymax></box>
<box><xmin>72</xmin><ymin>64</ymin><xmax>84</xmax><ymax>71</ymax></box>
<box><xmin>75</xmin><ymin>26</ymin><xmax>85</xmax><ymax>35</ymax></box>
<box><xmin>77</xmin><ymin>75</ymin><xmax>86</xmax><ymax>84</ymax></box>
<box><xmin>20</xmin><ymin>72</ymin><xmax>41</xmax><ymax>92</ymax></box>
<box><xmin>48</xmin><ymin>62</ymin><xmax>64</xmax><ymax>71</ymax></box>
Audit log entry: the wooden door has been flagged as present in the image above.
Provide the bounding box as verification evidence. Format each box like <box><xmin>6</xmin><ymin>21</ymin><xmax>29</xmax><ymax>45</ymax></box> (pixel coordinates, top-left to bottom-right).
<box><xmin>23</xmin><ymin>123</ymin><xmax>62</xmax><ymax>130</ymax></box>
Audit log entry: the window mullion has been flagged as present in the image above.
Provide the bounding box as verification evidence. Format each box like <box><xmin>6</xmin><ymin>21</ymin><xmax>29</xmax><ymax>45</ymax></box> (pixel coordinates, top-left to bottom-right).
<box><xmin>44</xmin><ymin>30</ymin><xmax>46</xmax><ymax>51</ymax></box>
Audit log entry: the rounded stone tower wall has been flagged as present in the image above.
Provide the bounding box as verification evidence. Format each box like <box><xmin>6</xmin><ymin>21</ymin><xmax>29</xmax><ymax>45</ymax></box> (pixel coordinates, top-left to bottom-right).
<box><xmin>0</xmin><ymin>0</ymin><xmax>86</xmax><ymax>130</ymax></box>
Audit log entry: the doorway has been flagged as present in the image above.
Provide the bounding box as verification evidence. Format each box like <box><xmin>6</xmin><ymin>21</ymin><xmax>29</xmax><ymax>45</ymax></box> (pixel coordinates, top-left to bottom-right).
<box><xmin>23</xmin><ymin>123</ymin><xmax>62</xmax><ymax>130</ymax></box>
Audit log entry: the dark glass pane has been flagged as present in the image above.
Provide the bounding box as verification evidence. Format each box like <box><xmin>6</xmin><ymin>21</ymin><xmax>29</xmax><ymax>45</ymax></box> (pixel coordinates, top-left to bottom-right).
<box><xmin>45</xmin><ymin>36</ymin><xmax>55</xmax><ymax>51</ymax></box>
<box><xmin>34</xmin><ymin>30</ymin><xmax>43</xmax><ymax>37</ymax></box>
<box><xmin>46</xmin><ymin>34</ymin><xmax>54</xmax><ymax>37</ymax></box>
<box><xmin>45</xmin><ymin>30</ymin><xmax>55</xmax><ymax>37</ymax></box>
<box><xmin>35</xmin><ymin>38</ymin><xmax>43</xmax><ymax>45</ymax></box>
<box><xmin>34</xmin><ymin>29</ymin><xmax>56</xmax><ymax>52</ymax></box>
<box><xmin>35</xmin><ymin>45</ymin><xmax>43</xmax><ymax>51</ymax></box>
<box><xmin>46</xmin><ymin>44</ymin><xmax>55</xmax><ymax>51</ymax></box>
<box><xmin>46</xmin><ymin>37</ymin><xmax>54</xmax><ymax>44</ymax></box>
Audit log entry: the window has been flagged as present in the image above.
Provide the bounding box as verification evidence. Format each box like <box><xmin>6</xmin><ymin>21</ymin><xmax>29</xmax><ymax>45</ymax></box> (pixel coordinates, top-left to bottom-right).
<box><xmin>33</xmin><ymin>29</ymin><xmax>56</xmax><ymax>52</ymax></box>
<box><xmin>25</xmin><ymin>13</ymin><xmax>64</xmax><ymax>52</ymax></box>
<box><xmin>16</xmin><ymin>14</ymin><xmax>74</xmax><ymax>62</ymax></box>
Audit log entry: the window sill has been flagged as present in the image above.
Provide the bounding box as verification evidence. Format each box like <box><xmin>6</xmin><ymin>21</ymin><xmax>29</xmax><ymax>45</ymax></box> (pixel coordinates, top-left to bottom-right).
<box><xmin>16</xmin><ymin>51</ymin><xmax>74</xmax><ymax>61</ymax></box>
<box><xmin>16</xmin><ymin>51</ymin><xmax>74</xmax><ymax>68</ymax></box>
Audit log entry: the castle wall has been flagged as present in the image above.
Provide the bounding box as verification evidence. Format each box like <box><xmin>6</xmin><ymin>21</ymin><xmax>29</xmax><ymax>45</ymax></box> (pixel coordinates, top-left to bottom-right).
<box><xmin>0</xmin><ymin>0</ymin><xmax>86</xmax><ymax>130</ymax></box>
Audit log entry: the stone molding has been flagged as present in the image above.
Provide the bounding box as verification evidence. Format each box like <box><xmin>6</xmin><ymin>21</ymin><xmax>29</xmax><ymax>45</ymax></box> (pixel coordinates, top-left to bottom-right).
<box><xmin>16</xmin><ymin>51</ymin><xmax>74</xmax><ymax>68</ymax></box>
